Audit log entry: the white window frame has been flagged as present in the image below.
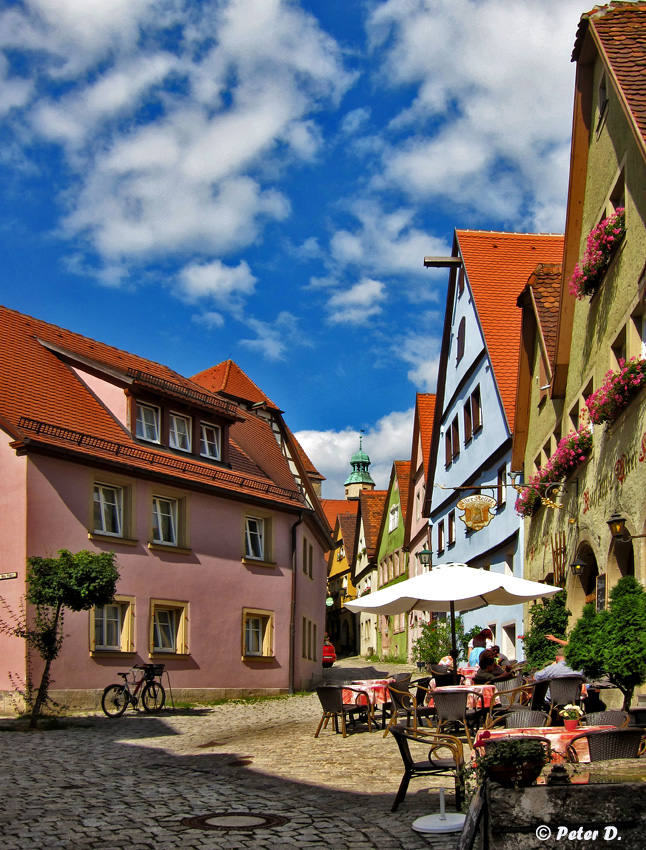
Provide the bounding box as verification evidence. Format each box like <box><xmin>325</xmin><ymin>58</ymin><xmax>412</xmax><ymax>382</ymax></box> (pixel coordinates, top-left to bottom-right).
<box><xmin>150</xmin><ymin>599</ymin><xmax>189</xmax><ymax>655</ymax></box>
<box><xmin>152</xmin><ymin>496</ymin><xmax>178</xmax><ymax>546</ymax></box>
<box><xmin>93</xmin><ymin>484</ymin><xmax>123</xmax><ymax>537</ymax></box>
<box><xmin>135</xmin><ymin>402</ymin><xmax>161</xmax><ymax>443</ymax></box>
<box><xmin>91</xmin><ymin>597</ymin><xmax>134</xmax><ymax>653</ymax></box>
<box><xmin>388</xmin><ymin>504</ymin><xmax>399</xmax><ymax>533</ymax></box>
<box><xmin>244</xmin><ymin>516</ymin><xmax>265</xmax><ymax>560</ymax></box>
<box><xmin>242</xmin><ymin>608</ymin><xmax>274</xmax><ymax>659</ymax></box>
<box><xmin>169</xmin><ymin>413</ymin><xmax>192</xmax><ymax>453</ymax></box>
<box><xmin>200</xmin><ymin>422</ymin><xmax>221</xmax><ymax>460</ymax></box>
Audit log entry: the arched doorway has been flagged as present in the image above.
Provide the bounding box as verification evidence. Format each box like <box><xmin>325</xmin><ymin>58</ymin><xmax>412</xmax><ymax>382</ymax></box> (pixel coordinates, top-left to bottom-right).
<box><xmin>569</xmin><ymin>544</ymin><xmax>599</xmax><ymax>621</ymax></box>
<box><xmin>607</xmin><ymin>537</ymin><xmax>635</xmax><ymax>589</ymax></box>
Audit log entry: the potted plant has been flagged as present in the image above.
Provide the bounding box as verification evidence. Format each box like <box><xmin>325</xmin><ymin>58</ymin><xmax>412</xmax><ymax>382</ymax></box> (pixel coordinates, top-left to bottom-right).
<box><xmin>559</xmin><ymin>704</ymin><xmax>584</xmax><ymax>731</ymax></box>
<box><xmin>585</xmin><ymin>357</ymin><xmax>646</xmax><ymax>425</ymax></box>
<box><xmin>568</xmin><ymin>207</ymin><xmax>625</xmax><ymax>300</ymax></box>
<box><xmin>475</xmin><ymin>737</ymin><xmax>550</xmax><ymax>787</ymax></box>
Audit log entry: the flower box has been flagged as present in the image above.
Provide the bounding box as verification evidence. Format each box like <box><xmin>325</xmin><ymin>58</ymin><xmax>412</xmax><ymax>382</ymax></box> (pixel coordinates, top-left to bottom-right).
<box><xmin>569</xmin><ymin>208</ymin><xmax>625</xmax><ymax>300</ymax></box>
<box><xmin>585</xmin><ymin>357</ymin><xmax>646</xmax><ymax>425</ymax></box>
<box><xmin>515</xmin><ymin>427</ymin><xmax>593</xmax><ymax>517</ymax></box>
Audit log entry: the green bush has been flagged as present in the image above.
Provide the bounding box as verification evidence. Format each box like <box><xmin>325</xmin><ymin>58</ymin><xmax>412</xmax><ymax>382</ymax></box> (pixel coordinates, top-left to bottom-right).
<box><xmin>521</xmin><ymin>591</ymin><xmax>570</xmax><ymax>672</ymax></box>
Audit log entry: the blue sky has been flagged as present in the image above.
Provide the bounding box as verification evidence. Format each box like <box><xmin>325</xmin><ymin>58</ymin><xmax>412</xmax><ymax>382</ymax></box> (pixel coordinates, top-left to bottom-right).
<box><xmin>0</xmin><ymin>0</ymin><xmax>594</xmax><ymax>497</ymax></box>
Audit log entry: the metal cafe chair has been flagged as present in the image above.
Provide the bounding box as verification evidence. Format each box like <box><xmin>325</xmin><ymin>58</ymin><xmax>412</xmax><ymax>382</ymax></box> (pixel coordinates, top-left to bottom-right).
<box><xmin>566</xmin><ymin>728</ymin><xmax>646</xmax><ymax>763</ymax></box>
<box><xmin>314</xmin><ymin>685</ymin><xmax>373</xmax><ymax>738</ymax></box>
<box><xmin>389</xmin><ymin>726</ymin><xmax>464</xmax><ymax>812</ymax></box>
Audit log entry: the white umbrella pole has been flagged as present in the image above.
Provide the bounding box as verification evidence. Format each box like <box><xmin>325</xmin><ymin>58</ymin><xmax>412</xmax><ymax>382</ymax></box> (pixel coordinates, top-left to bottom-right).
<box><xmin>450</xmin><ymin>600</ymin><xmax>459</xmax><ymax>684</ymax></box>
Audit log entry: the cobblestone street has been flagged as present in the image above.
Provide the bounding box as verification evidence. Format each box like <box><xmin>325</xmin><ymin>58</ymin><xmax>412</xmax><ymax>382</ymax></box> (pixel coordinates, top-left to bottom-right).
<box><xmin>1</xmin><ymin>662</ymin><xmax>462</xmax><ymax>850</ymax></box>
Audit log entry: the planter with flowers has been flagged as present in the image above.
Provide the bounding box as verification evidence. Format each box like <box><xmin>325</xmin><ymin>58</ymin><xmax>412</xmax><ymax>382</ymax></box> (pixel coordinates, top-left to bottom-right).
<box><xmin>585</xmin><ymin>357</ymin><xmax>646</xmax><ymax>425</ymax></box>
<box><xmin>515</xmin><ymin>427</ymin><xmax>593</xmax><ymax>518</ymax></box>
<box><xmin>569</xmin><ymin>208</ymin><xmax>625</xmax><ymax>300</ymax></box>
<box><xmin>559</xmin><ymin>704</ymin><xmax>584</xmax><ymax>731</ymax></box>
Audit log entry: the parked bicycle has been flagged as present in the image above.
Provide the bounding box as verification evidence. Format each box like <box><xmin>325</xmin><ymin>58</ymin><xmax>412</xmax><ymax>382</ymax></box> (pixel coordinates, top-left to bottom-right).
<box><xmin>101</xmin><ymin>664</ymin><xmax>165</xmax><ymax>717</ymax></box>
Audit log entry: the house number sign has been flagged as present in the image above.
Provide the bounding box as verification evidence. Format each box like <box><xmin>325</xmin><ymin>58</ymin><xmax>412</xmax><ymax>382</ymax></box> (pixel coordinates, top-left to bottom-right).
<box><xmin>0</xmin><ymin>572</ymin><xmax>18</xmax><ymax>581</ymax></box>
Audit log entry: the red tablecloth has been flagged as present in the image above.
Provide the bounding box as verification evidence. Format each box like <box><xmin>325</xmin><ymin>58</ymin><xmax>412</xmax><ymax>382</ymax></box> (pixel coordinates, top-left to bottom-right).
<box><xmin>342</xmin><ymin>678</ymin><xmax>393</xmax><ymax>706</ymax></box>
<box><xmin>431</xmin><ymin>684</ymin><xmax>497</xmax><ymax>709</ymax></box>
<box><xmin>474</xmin><ymin>725</ymin><xmax>615</xmax><ymax>763</ymax></box>
<box><xmin>458</xmin><ymin>666</ymin><xmax>479</xmax><ymax>685</ymax></box>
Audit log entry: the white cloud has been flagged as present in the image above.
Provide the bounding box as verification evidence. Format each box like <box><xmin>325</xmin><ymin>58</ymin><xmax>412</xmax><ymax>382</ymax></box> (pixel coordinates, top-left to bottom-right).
<box><xmin>177</xmin><ymin>259</ymin><xmax>257</xmax><ymax>315</ymax></box>
<box><xmin>367</xmin><ymin>0</ymin><xmax>590</xmax><ymax>230</ymax></box>
<box><xmin>295</xmin><ymin>407</ymin><xmax>415</xmax><ymax>499</ymax></box>
<box><xmin>327</xmin><ymin>278</ymin><xmax>387</xmax><ymax>324</ymax></box>
<box><xmin>396</xmin><ymin>329</ymin><xmax>442</xmax><ymax>392</ymax></box>
<box><xmin>192</xmin><ymin>311</ymin><xmax>225</xmax><ymax>330</ymax></box>
<box><xmin>340</xmin><ymin>107</ymin><xmax>371</xmax><ymax>136</ymax></box>
<box><xmin>240</xmin><ymin>311</ymin><xmax>304</xmax><ymax>361</ymax></box>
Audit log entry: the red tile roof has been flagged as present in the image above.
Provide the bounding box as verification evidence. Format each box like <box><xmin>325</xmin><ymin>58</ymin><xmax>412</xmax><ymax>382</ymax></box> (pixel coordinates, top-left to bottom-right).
<box><xmin>456</xmin><ymin>231</ymin><xmax>565</xmax><ymax>432</ymax></box>
<box><xmin>394</xmin><ymin>460</ymin><xmax>412</xmax><ymax>523</ymax></box>
<box><xmin>416</xmin><ymin>393</ymin><xmax>436</xmax><ymax>477</ymax></box>
<box><xmin>526</xmin><ymin>264</ymin><xmax>563</xmax><ymax>370</ymax></box>
<box><xmin>338</xmin><ymin>512</ymin><xmax>358</xmax><ymax>563</ymax></box>
<box><xmin>192</xmin><ymin>359</ymin><xmax>281</xmax><ymax>411</ymax></box>
<box><xmin>359</xmin><ymin>490</ymin><xmax>388</xmax><ymax>559</ymax></box>
<box><xmin>0</xmin><ymin>306</ymin><xmax>309</xmax><ymax>509</ymax></box>
<box><xmin>321</xmin><ymin>499</ymin><xmax>358</xmax><ymax>530</ymax></box>
<box><xmin>575</xmin><ymin>4</ymin><xmax>646</xmax><ymax>152</ymax></box>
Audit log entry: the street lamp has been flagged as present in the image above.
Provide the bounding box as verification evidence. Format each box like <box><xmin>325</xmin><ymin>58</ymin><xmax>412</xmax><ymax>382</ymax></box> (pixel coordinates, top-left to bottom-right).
<box><xmin>607</xmin><ymin>513</ymin><xmax>646</xmax><ymax>540</ymax></box>
<box><xmin>569</xmin><ymin>557</ymin><xmax>587</xmax><ymax>576</ymax></box>
<box><xmin>416</xmin><ymin>547</ymin><xmax>433</xmax><ymax>567</ymax></box>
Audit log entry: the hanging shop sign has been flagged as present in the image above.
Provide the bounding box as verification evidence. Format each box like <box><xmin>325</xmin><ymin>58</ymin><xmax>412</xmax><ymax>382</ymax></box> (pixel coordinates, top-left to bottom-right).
<box><xmin>457</xmin><ymin>495</ymin><xmax>497</xmax><ymax>532</ymax></box>
<box><xmin>0</xmin><ymin>572</ymin><xmax>18</xmax><ymax>581</ymax></box>
<box><xmin>325</xmin><ymin>597</ymin><xmax>334</xmax><ymax>607</ymax></box>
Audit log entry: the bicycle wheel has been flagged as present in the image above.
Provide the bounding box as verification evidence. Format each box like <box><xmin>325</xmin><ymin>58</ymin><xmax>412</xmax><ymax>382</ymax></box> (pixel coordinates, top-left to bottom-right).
<box><xmin>142</xmin><ymin>681</ymin><xmax>165</xmax><ymax>713</ymax></box>
<box><xmin>102</xmin><ymin>684</ymin><xmax>129</xmax><ymax>718</ymax></box>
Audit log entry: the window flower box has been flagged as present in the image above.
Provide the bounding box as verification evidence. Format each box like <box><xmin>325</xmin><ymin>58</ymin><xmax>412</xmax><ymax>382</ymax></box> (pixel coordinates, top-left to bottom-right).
<box><xmin>515</xmin><ymin>427</ymin><xmax>593</xmax><ymax>517</ymax></box>
<box><xmin>585</xmin><ymin>357</ymin><xmax>646</xmax><ymax>425</ymax></box>
<box><xmin>568</xmin><ymin>208</ymin><xmax>625</xmax><ymax>300</ymax></box>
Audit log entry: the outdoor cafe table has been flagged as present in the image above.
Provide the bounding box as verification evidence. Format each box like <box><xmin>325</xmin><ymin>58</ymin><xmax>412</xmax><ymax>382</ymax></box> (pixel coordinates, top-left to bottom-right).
<box><xmin>458</xmin><ymin>666</ymin><xmax>479</xmax><ymax>685</ymax></box>
<box><xmin>474</xmin><ymin>725</ymin><xmax>615</xmax><ymax>763</ymax></box>
<box><xmin>431</xmin><ymin>683</ymin><xmax>497</xmax><ymax>709</ymax></box>
<box><xmin>342</xmin><ymin>678</ymin><xmax>394</xmax><ymax>729</ymax></box>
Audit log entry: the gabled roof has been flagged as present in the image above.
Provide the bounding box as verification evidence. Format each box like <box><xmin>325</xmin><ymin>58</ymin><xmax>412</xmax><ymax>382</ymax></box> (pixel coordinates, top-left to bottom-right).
<box><xmin>574</xmin><ymin>3</ymin><xmax>646</xmax><ymax>155</ymax></box>
<box><xmin>417</xmin><ymin>393</ymin><xmax>436</xmax><ymax>478</ymax></box>
<box><xmin>456</xmin><ymin>231</ymin><xmax>565</xmax><ymax>432</ymax></box>
<box><xmin>338</xmin><ymin>512</ymin><xmax>358</xmax><ymax>564</ymax></box>
<box><xmin>320</xmin><ymin>499</ymin><xmax>358</xmax><ymax>531</ymax></box>
<box><xmin>358</xmin><ymin>490</ymin><xmax>388</xmax><ymax>560</ymax></box>
<box><xmin>0</xmin><ymin>306</ymin><xmax>312</xmax><ymax>511</ymax></box>
<box><xmin>394</xmin><ymin>460</ymin><xmax>412</xmax><ymax>524</ymax></box>
<box><xmin>527</xmin><ymin>264</ymin><xmax>563</xmax><ymax>371</ymax></box>
<box><xmin>192</xmin><ymin>359</ymin><xmax>281</xmax><ymax>411</ymax></box>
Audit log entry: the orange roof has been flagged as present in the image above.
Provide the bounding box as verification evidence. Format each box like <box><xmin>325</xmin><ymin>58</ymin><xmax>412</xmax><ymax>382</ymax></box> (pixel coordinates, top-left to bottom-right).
<box><xmin>527</xmin><ymin>264</ymin><xmax>562</xmax><ymax>370</ymax></box>
<box><xmin>576</xmin><ymin>3</ymin><xmax>646</xmax><ymax>152</ymax></box>
<box><xmin>417</xmin><ymin>393</ymin><xmax>436</xmax><ymax>477</ymax></box>
<box><xmin>338</xmin><ymin>512</ymin><xmax>358</xmax><ymax>562</ymax></box>
<box><xmin>0</xmin><ymin>306</ymin><xmax>309</xmax><ymax>509</ymax></box>
<box><xmin>456</xmin><ymin>231</ymin><xmax>564</xmax><ymax>432</ymax></box>
<box><xmin>192</xmin><ymin>359</ymin><xmax>281</xmax><ymax>411</ymax></box>
<box><xmin>394</xmin><ymin>460</ymin><xmax>412</xmax><ymax>523</ymax></box>
<box><xmin>359</xmin><ymin>489</ymin><xmax>388</xmax><ymax>559</ymax></box>
<box><xmin>321</xmin><ymin>499</ymin><xmax>358</xmax><ymax>530</ymax></box>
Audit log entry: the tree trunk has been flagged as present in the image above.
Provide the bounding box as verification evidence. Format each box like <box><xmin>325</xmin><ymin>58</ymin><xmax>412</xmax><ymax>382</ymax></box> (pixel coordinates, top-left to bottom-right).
<box><xmin>29</xmin><ymin>603</ymin><xmax>62</xmax><ymax>728</ymax></box>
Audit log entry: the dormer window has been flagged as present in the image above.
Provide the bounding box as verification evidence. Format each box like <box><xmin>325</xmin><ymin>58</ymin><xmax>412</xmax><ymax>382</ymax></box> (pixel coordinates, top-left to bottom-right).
<box><xmin>136</xmin><ymin>402</ymin><xmax>160</xmax><ymax>443</ymax></box>
<box><xmin>200</xmin><ymin>423</ymin><xmax>221</xmax><ymax>460</ymax></box>
<box><xmin>169</xmin><ymin>413</ymin><xmax>191</xmax><ymax>452</ymax></box>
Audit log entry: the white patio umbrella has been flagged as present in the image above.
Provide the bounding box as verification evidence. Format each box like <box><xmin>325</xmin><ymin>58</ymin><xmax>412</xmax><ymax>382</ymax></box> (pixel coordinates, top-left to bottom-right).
<box><xmin>344</xmin><ymin>562</ymin><xmax>561</xmax><ymax>678</ymax></box>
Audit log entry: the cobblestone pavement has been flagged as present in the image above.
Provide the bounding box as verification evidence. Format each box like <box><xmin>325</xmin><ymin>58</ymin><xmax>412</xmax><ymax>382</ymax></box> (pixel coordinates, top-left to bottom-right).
<box><xmin>1</xmin><ymin>660</ymin><xmax>464</xmax><ymax>850</ymax></box>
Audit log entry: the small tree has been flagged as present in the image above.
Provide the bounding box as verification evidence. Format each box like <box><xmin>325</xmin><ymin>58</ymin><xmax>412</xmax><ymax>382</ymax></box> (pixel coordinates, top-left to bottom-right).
<box><xmin>412</xmin><ymin>616</ymin><xmax>477</xmax><ymax>665</ymax></box>
<box><xmin>521</xmin><ymin>591</ymin><xmax>570</xmax><ymax>672</ymax></box>
<box><xmin>1</xmin><ymin>549</ymin><xmax>119</xmax><ymax>727</ymax></box>
<box><xmin>567</xmin><ymin>575</ymin><xmax>646</xmax><ymax>711</ymax></box>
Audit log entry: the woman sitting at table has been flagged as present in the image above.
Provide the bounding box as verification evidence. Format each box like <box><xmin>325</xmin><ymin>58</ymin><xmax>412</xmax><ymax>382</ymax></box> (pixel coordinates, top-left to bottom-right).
<box><xmin>473</xmin><ymin>651</ymin><xmax>515</xmax><ymax>684</ymax></box>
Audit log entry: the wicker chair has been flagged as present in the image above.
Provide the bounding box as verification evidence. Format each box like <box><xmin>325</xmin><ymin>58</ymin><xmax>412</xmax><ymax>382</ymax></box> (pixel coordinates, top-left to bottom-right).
<box><xmin>383</xmin><ymin>683</ymin><xmax>435</xmax><ymax>738</ymax></box>
<box><xmin>546</xmin><ymin>675</ymin><xmax>586</xmax><ymax>709</ymax></box>
<box><xmin>484</xmin><ymin>684</ymin><xmax>533</xmax><ymax>728</ymax></box>
<box><xmin>566</xmin><ymin>728</ymin><xmax>646</xmax><ymax>763</ymax></box>
<box><xmin>389</xmin><ymin>726</ymin><xmax>464</xmax><ymax>812</ymax></box>
<box><xmin>528</xmin><ymin>679</ymin><xmax>551</xmax><ymax>711</ymax></box>
<box><xmin>583</xmin><ymin>710</ymin><xmax>630</xmax><ymax>728</ymax></box>
<box><xmin>429</xmin><ymin>664</ymin><xmax>463</xmax><ymax>687</ymax></box>
<box><xmin>432</xmin><ymin>688</ymin><xmax>484</xmax><ymax>749</ymax></box>
<box><xmin>488</xmin><ymin>710</ymin><xmax>551</xmax><ymax>730</ymax></box>
<box><xmin>314</xmin><ymin>685</ymin><xmax>372</xmax><ymax>738</ymax></box>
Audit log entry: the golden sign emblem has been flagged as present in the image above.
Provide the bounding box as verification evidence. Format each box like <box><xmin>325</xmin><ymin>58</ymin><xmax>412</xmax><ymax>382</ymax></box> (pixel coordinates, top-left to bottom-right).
<box><xmin>457</xmin><ymin>495</ymin><xmax>497</xmax><ymax>531</ymax></box>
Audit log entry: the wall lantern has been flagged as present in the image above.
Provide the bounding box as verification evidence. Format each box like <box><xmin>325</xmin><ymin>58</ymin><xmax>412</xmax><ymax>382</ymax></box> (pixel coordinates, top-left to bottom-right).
<box><xmin>569</xmin><ymin>557</ymin><xmax>587</xmax><ymax>576</ymax></box>
<box><xmin>416</xmin><ymin>547</ymin><xmax>433</xmax><ymax>567</ymax></box>
<box><xmin>607</xmin><ymin>513</ymin><xmax>646</xmax><ymax>541</ymax></box>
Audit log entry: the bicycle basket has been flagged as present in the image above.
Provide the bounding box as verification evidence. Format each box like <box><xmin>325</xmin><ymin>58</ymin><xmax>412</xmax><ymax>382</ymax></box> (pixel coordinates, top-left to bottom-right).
<box><xmin>147</xmin><ymin>664</ymin><xmax>165</xmax><ymax>679</ymax></box>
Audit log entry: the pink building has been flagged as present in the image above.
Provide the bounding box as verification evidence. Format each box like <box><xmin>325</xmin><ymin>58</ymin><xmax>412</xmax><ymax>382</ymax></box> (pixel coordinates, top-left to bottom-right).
<box><xmin>0</xmin><ymin>307</ymin><xmax>331</xmax><ymax>710</ymax></box>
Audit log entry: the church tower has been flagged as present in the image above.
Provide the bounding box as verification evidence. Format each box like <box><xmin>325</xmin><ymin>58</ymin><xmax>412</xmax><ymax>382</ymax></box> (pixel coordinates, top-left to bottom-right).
<box><xmin>343</xmin><ymin>435</ymin><xmax>376</xmax><ymax>500</ymax></box>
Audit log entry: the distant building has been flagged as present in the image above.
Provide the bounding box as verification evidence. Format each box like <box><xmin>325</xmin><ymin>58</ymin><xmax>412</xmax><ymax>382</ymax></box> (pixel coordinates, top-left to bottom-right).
<box><xmin>0</xmin><ymin>307</ymin><xmax>331</xmax><ymax>710</ymax></box>
<box><xmin>344</xmin><ymin>436</ymin><xmax>376</xmax><ymax>499</ymax></box>
<box><xmin>351</xmin><ymin>488</ymin><xmax>388</xmax><ymax>658</ymax></box>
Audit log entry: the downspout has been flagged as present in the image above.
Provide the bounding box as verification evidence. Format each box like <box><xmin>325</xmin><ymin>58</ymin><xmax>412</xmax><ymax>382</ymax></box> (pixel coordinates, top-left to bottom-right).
<box><xmin>289</xmin><ymin>511</ymin><xmax>305</xmax><ymax>695</ymax></box>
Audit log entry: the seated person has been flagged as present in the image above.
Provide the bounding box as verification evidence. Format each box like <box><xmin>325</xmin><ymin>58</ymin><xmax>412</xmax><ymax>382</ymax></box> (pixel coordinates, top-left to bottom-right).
<box><xmin>531</xmin><ymin>648</ymin><xmax>585</xmax><ymax>708</ymax></box>
<box><xmin>473</xmin><ymin>650</ymin><xmax>515</xmax><ymax>684</ymax></box>
<box><xmin>468</xmin><ymin>629</ymin><xmax>493</xmax><ymax>666</ymax></box>
<box><xmin>491</xmin><ymin>645</ymin><xmax>509</xmax><ymax>666</ymax></box>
